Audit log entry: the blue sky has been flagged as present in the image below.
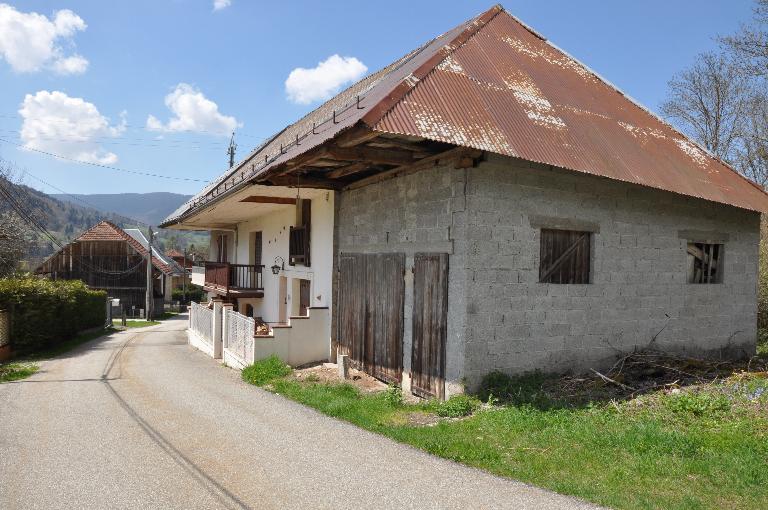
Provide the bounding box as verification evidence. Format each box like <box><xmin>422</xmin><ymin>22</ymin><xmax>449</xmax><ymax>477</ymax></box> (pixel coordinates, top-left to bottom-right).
<box><xmin>0</xmin><ymin>0</ymin><xmax>756</xmax><ymax>196</ymax></box>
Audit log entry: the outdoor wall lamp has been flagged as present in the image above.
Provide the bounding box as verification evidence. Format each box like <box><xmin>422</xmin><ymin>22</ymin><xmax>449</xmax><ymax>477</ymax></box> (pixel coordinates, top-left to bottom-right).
<box><xmin>271</xmin><ymin>256</ymin><xmax>285</xmax><ymax>275</ymax></box>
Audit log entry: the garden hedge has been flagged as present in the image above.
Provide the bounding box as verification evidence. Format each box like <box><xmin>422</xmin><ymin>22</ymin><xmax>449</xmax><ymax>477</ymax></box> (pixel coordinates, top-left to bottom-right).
<box><xmin>172</xmin><ymin>286</ymin><xmax>204</xmax><ymax>304</ymax></box>
<box><xmin>0</xmin><ymin>277</ymin><xmax>106</xmax><ymax>353</ymax></box>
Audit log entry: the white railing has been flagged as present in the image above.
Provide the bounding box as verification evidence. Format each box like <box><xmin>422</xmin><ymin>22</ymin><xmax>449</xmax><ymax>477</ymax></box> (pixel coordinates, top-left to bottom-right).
<box><xmin>224</xmin><ymin>308</ymin><xmax>255</xmax><ymax>365</ymax></box>
<box><xmin>190</xmin><ymin>301</ymin><xmax>213</xmax><ymax>346</ymax></box>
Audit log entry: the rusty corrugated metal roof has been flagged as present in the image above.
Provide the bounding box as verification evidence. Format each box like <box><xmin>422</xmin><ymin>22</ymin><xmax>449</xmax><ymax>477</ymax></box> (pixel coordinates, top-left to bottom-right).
<box><xmin>163</xmin><ymin>4</ymin><xmax>768</xmax><ymax>227</ymax></box>
<box><xmin>373</xmin><ymin>6</ymin><xmax>768</xmax><ymax>212</ymax></box>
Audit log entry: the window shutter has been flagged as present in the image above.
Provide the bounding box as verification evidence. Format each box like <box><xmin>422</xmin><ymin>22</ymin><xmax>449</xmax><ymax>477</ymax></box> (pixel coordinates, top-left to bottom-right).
<box><xmin>539</xmin><ymin>229</ymin><xmax>590</xmax><ymax>284</ymax></box>
<box><xmin>253</xmin><ymin>231</ymin><xmax>262</xmax><ymax>266</ymax></box>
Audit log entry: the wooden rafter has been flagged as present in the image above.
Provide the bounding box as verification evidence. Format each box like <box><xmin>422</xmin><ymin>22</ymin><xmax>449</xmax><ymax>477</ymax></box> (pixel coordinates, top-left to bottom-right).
<box><xmin>239</xmin><ymin>196</ymin><xmax>297</xmax><ymax>205</ymax></box>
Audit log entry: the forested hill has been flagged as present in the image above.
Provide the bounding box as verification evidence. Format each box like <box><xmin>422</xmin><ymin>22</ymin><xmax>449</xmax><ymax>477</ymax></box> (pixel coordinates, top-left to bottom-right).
<box><xmin>51</xmin><ymin>192</ymin><xmax>191</xmax><ymax>227</ymax></box>
<box><xmin>0</xmin><ymin>178</ymin><xmax>207</xmax><ymax>268</ymax></box>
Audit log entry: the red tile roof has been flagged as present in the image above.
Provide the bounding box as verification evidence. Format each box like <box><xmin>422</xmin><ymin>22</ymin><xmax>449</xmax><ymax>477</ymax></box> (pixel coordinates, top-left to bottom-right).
<box><xmin>74</xmin><ymin>221</ymin><xmax>178</xmax><ymax>275</ymax></box>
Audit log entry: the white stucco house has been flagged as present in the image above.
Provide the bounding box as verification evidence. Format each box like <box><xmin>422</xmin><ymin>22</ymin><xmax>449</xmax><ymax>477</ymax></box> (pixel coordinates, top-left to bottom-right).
<box><xmin>162</xmin><ymin>5</ymin><xmax>768</xmax><ymax>399</ymax></box>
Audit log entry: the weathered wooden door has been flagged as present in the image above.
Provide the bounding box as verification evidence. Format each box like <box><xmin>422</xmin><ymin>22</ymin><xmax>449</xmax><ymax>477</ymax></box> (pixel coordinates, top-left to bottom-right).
<box><xmin>411</xmin><ymin>253</ymin><xmax>448</xmax><ymax>399</ymax></box>
<box><xmin>337</xmin><ymin>253</ymin><xmax>404</xmax><ymax>384</ymax></box>
<box><xmin>299</xmin><ymin>279</ymin><xmax>310</xmax><ymax>316</ymax></box>
<box><xmin>278</xmin><ymin>276</ymin><xmax>288</xmax><ymax>324</ymax></box>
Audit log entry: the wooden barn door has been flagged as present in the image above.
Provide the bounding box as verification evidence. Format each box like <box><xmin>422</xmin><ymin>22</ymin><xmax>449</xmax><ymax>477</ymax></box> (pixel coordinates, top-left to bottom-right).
<box><xmin>337</xmin><ymin>253</ymin><xmax>404</xmax><ymax>384</ymax></box>
<box><xmin>411</xmin><ymin>253</ymin><xmax>448</xmax><ymax>399</ymax></box>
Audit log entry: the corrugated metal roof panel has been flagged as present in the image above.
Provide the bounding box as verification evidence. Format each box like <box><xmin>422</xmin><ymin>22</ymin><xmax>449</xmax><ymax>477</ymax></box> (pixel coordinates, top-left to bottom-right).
<box><xmin>375</xmin><ymin>8</ymin><xmax>768</xmax><ymax>212</ymax></box>
<box><xmin>164</xmin><ymin>4</ymin><xmax>768</xmax><ymax>227</ymax></box>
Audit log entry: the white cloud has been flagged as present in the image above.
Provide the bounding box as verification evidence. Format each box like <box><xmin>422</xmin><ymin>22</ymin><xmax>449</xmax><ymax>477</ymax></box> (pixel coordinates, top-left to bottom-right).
<box><xmin>285</xmin><ymin>54</ymin><xmax>367</xmax><ymax>104</ymax></box>
<box><xmin>52</xmin><ymin>54</ymin><xmax>88</xmax><ymax>75</ymax></box>
<box><xmin>213</xmin><ymin>0</ymin><xmax>231</xmax><ymax>11</ymax></box>
<box><xmin>19</xmin><ymin>90</ymin><xmax>126</xmax><ymax>165</ymax></box>
<box><xmin>146</xmin><ymin>83</ymin><xmax>240</xmax><ymax>135</ymax></box>
<box><xmin>0</xmin><ymin>4</ymin><xmax>89</xmax><ymax>74</ymax></box>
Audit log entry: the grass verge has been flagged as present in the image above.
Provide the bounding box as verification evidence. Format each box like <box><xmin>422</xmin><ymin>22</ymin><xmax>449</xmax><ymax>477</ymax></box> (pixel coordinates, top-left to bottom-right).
<box><xmin>1</xmin><ymin>326</ymin><xmax>116</xmax><ymax>382</ymax></box>
<box><xmin>113</xmin><ymin>320</ymin><xmax>161</xmax><ymax>328</ymax></box>
<box><xmin>242</xmin><ymin>353</ymin><xmax>768</xmax><ymax>510</ymax></box>
<box><xmin>0</xmin><ymin>362</ymin><xmax>38</xmax><ymax>382</ymax></box>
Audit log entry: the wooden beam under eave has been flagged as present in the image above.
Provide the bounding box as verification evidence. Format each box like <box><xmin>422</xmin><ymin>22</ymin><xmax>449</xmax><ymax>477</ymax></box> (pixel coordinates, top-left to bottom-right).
<box><xmin>326</xmin><ymin>146</ymin><xmax>417</xmax><ymax>166</ymax></box>
<box><xmin>325</xmin><ymin>162</ymin><xmax>371</xmax><ymax>179</ymax></box>
<box><xmin>334</xmin><ymin>125</ymin><xmax>381</xmax><ymax>147</ymax></box>
<box><xmin>239</xmin><ymin>196</ymin><xmax>297</xmax><ymax>205</ymax></box>
<box><xmin>344</xmin><ymin>147</ymin><xmax>478</xmax><ymax>191</ymax></box>
<box><xmin>265</xmin><ymin>175</ymin><xmax>342</xmax><ymax>190</ymax></box>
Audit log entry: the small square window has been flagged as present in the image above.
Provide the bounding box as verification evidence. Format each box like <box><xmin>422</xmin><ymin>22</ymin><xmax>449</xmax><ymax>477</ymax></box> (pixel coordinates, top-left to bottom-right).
<box><xmin>539</xmin><ymin>229</ymin><xmax>591</xmax><ymax>284</ymax></box>
<box><xmin>687</xmin><ymin>242</ymin><xmax>723</xmax><ymax>284</ymax></box>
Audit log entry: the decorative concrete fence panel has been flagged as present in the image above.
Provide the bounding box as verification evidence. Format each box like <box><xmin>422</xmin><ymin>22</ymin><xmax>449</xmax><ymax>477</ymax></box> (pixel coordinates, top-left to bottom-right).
<box><xmin>188</xmin><ymin>302</ymin><xmax>214</xmax><ymax>357</ymax></box>
<box><xmin>223</xmin><ymin>308</ymin><xmax>255</xmax><ymax>369</ymax></box>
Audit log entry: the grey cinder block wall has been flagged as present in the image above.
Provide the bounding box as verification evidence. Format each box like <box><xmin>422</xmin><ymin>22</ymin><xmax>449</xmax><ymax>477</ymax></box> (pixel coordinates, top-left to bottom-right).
<box><xmin>334</xmin><ymin>153</ymin><xmax>760</xmax><ymax>394</ymax></box>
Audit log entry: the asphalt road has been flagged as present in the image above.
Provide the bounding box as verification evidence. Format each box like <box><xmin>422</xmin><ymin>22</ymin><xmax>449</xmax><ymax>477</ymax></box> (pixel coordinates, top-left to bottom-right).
<box><xmin>0</xmin><ymin>316</ymin><xmax>601</xmax><ymax>510</ymax></box>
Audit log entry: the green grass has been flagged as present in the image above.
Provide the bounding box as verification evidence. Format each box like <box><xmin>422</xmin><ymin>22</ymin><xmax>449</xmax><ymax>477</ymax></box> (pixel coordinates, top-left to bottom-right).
<box><xmin>1</xmin><ymin>327</ymin><xmax>116</xmax><ymax>383</ymax></box>
<box><xmin>0</xmin><ymin>362</ymin><xmax>38</xmax><ymax>382</ymax></box>
<box><xmin>241</xmin><ymin>355</ymin><xmax>292</xmax><ymax>385</ymax></box>
<box><xmin>758</xmin><ymin>328</ymin><xmax>768</xmax><ymax>356</ymax></box>
<box><xmin>243</xmin><ymin>357</ymin><xmax>768</xmax><ymax>510</ymax></box>
<box><xmin>113</xmin><ymin>320</ymin><xmax>160</xmax><ymax>328</ymax></box>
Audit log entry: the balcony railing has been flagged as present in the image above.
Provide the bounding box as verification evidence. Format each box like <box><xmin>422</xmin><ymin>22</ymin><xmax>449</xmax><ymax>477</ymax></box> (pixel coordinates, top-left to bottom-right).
<box><xmin>289</xmin><ymin>225</ymin><xmax>310</xmax><ymax>266</ymax></box>
<box><xmin>204</xmin><ymin>262</ymin><xmax>264</xmax><ymax>294</ymax></box>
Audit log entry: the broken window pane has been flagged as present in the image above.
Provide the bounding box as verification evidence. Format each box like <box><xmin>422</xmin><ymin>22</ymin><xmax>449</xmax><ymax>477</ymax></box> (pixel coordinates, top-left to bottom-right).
<box><xmin>687</xmin><ymin>242</ymin><xmax>722</xmax><ymax>284</ymax></box>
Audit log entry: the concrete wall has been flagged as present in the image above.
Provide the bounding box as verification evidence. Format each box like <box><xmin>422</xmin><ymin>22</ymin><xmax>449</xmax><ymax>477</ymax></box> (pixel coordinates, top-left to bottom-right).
<box><xmin>462</xmin><ymin>154</ymin><xmax>760</xmax><ymax>388</ymax></box>
<box><xmin>336</xmin><ymin>153</ymin><xmax>760</xmax><ymax>393</ymax></box>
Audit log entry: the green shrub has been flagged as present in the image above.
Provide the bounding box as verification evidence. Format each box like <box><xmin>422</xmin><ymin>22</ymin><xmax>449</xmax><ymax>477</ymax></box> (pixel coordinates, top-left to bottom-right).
<box><xmin>0</xmin><ymin>277</ymin><xmax>106</xmax><ymax>354</ymax></box>
<box><xmin>478</xmin><ymin>370</ymin><xmax>555</xmax><ymax>407</ymax></box>
<box><xmin>663</xmin><ymin>392</ymin><xmax>732</xmax><ymax>417</ymax></box>
<box><xmin>172</xmin><ymin>286</ymin><xmax>204</xmax><ymax>303</ymax></box>
<box><xmin>433</xmin><ymin>394</ymin><xmax>481</xmax><ymax>417</ymax></box>
<box><xmin>758</xmin><ymin>232</ymin><xmax>768</xmax><ymax>329</ymax></box>
<box><xmin>241</xmin><ymin>355</ymin><xmax>292</xmax><ymax>386</ymax></box>
<box><xmin>382</xmin><ymin>384</ymin><xmax>404</xmax><ymax>407</ymax></box>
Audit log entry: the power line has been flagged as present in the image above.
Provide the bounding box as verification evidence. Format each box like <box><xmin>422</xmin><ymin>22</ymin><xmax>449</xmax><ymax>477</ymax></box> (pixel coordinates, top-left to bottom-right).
<box><xmin>0</xmin><ymin>129</ymin><xmax>236</xmax><ymax>150</ymax></box>
<box><xmin>0</xmin><ymin>137</ymin><xmax>210</xmax><ymax>183</ymax></box>
<box><xmin>0</xmin><ymin>177</ymin><xmax>64</xmax><ymax>249</ymax></box>
<box><xmin>0</xmin><ymin>113</ymin><xmax>268</xmax><ymax>139</ymax></box>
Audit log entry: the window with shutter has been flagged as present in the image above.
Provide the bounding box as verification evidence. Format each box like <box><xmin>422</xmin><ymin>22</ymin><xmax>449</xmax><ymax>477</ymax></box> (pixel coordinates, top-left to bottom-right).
<box><xmin>539</xmin><ymin>229</ymin><xmax>591</xmax><ymax>284</ymax></box>
<box><xmin>289</xmin><ymin>199</ymin><xmax>311</xmax><ymax>266</ymax></box>
<box><xmin>687</xmin><ymin>243</ymin><xmax>723</xmax><ymax>283</ymax></box>
<box><xmin>253</xmin><ymin>231</ymin><xmax>262</xmax><ymax>266</ymax></box>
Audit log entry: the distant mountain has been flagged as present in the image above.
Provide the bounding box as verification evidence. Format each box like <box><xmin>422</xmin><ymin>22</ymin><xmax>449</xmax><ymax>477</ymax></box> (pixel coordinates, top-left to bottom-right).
<box><xmin>0</xmin><ymin>180</ymin><xmax>207</xmax><ymax>268</ymax></box>
<box><xmin>51</xmin><ymin>192</ymin><xmax>191</xmax><ymax>226</ymax></box>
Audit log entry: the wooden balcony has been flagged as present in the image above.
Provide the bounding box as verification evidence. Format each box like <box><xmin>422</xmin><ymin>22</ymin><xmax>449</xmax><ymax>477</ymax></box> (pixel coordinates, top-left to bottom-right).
<box><xmin>203</xmin><ymin>262</ymin><xmax>265</xmax><ymax>298</ymax></box>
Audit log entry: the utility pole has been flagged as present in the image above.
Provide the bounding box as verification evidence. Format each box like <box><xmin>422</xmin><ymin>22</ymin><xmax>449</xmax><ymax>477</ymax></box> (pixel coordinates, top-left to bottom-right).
<box><xmin>227</xmin><ymin>131</ymin><xmax>237</xmax><ymax>168</ymax></box>
<box><xmin>145</xmin><ymin>226</ymin><xmax>154</xmax><ymax>321</ymax></box>
<box><xmin>182</xmin><ymin>246</ymin><xmax>187</xmax><ymax>304</ymax></box>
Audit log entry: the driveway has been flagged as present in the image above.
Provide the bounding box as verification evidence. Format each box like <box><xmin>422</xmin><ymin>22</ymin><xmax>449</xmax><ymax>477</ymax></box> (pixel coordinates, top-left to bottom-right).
<box><xmin>0</xmin><ymin>316</ymin><xmax>601</xmax><ymax>509</ymax></box>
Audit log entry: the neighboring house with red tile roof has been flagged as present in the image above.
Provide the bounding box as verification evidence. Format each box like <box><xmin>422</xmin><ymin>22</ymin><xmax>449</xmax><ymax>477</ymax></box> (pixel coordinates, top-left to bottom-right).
<box><xmin>165</xmin><ymin>249</ymin><xmax>194</xmax><ymax>269</ymax></box>
<box><xmin>35</xmin><ymin>221</ymin><xmax>187</xmax><ymax>316</ymax></box>
<box><xmin>161</xmin><ymin>5</ymin><xmax>768</xmax><ymax>398</ymax></box>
